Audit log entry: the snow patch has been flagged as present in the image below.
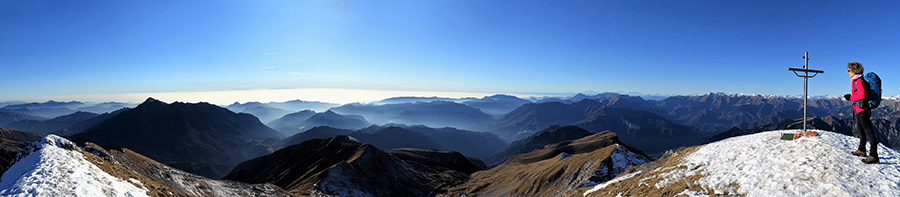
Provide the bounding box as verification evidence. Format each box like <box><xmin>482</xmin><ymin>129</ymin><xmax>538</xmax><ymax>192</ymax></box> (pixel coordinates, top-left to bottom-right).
<box><xmin>559</xmin><ymin>152</ymin><xmax>572</xmax><ymax>161</ymax></box>
<box><xmin>676</xmin><ymin>130</ymin><xmax>900</xmax><ymax>196</ymax></box>
<box><xmin>584</xmin><ymin>170</ymin><xmax>642</xmax><ymax>196</ymax></box>
<box><xmin>0</xmin><ymin>135</ymin><xmax>150</xmax><ymax>197</ymax></box>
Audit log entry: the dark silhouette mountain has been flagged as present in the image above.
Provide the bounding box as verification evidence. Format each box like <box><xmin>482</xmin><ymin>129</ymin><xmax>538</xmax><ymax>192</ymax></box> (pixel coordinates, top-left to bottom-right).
<box><xmin>53</xmin><ymin>108</ymin><xmax>129</xmax><ymax>136</ymax></box>
<box><xmin>4</xmin><ymin>111</ymin><xmax>98</xmax><ymax>135</ymax></box>
<box><xmin>269</xmin><ymin>110</ymin><xmax>370</xmax><ymax>136</ymax></box>
<box><xmin>67</xmin><ymin>97</ymin><xmax>285</xmax><ymax>179</ymax></box>
<box><xmin>0</xmin><ymin>127</ymin><xmax>43</xmax><ymax>174</ymax></box>
<box><xmin>485</xmin><ymin>125</ymin><xmax>593</xmax><ymax>166</ymax></box>
<box><xmin>0</xmin><ymin>110</ymin><xmax>47</xmax><ymax>126</ymax></box>
<box><xmin>330</xmin><ymin>101</ymin><xmax>494</xmax><ymax>130</ymax></box>
<box><xmin>461</xmin><ymin>94</ymin><xmax>532</xmax><ymax>116</ymax></box>
<box><xmin>223</xmin><ymin>135</ymin><xmax>484</xmax><ymax>196</ymax></box>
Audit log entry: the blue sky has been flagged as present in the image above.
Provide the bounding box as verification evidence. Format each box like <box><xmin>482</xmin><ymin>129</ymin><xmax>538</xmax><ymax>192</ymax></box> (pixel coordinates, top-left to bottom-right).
<box><xmin>2</xmin><ymin>1</ymin><xmax>899</xmax><ymax>104</ymax></box>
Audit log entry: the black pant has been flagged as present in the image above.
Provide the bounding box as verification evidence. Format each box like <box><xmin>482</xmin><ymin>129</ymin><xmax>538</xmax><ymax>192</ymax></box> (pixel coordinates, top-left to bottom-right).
<box><xmin>857</xmin><ymin>110</ymin><xmax>878</xmax><ymax>157</ymax></box>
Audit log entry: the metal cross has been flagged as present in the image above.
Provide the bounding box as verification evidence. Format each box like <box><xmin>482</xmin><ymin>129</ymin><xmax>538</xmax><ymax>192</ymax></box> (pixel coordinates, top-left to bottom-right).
<box><xmin>788</xmin><ymin>52</ymin><xmax>823</xmax><ymax>132</ymax></box>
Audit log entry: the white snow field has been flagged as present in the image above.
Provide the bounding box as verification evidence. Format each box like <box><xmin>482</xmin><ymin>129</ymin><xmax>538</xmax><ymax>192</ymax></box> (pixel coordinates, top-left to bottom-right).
<box><xmin>0</xmin><ymin>135</ymin><xmax>150</xmax><ymax>197</ymax></box>
<box><xmin>586</xmin><ymin>130</ymin><xmax>900</xmax><ymax>197</ymax></box>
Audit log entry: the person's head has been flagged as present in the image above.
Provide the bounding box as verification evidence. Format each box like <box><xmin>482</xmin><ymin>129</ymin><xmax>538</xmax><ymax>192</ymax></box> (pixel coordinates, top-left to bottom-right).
<box><xmin>848</xmin><ymin>62</ymin><xmax>864</xmax><ymax>77</ymax></box>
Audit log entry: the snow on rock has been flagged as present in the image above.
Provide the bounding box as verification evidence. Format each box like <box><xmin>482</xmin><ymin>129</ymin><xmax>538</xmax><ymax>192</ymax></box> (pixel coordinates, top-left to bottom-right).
<box><xmin>0</xmin><ymin>134</ymin><xmax>150</xmax><ymax>197</ymax></box>
<box><xmin>587</xmin><ymin>130</ymin><xmax>900</xmax><ymax>196</ymax></box>
<box><xmin>581</xmin><ymin>144</ymin><xmax>651</xmax><ymax>188</ymax></box>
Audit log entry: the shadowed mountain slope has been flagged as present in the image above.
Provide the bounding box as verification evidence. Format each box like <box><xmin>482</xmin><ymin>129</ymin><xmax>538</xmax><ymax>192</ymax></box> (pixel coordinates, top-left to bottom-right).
<box><xmin>68</xmin><ymin>98</ymin><xmax>285</xmax><ymax>179</ymax></box>
<box><xmin>0</xmin><ymin>127</ymin><xmax>43</xmax><ymax>175</ymax></box>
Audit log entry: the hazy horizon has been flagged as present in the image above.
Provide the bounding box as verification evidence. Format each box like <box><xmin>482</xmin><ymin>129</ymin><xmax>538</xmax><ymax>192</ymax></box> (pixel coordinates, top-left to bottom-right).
<box><xmin>3</xmin><ymin>1</ymin><xmax>898</xmax><ymax>105</ymax></box>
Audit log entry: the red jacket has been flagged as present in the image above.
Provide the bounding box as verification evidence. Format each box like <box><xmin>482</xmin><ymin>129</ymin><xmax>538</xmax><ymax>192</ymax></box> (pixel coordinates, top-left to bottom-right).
<box><xmin>851</xmin><ymin>76</ymin><xmax>869</xmax><ymax>113</ymax></box>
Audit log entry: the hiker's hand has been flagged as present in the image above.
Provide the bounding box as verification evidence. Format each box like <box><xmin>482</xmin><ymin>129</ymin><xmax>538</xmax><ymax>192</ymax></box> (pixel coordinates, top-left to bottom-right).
<box><xmin>844</xmin><ymin>94</ymin><xmax>851</xmax><ymax>101</ymax></box>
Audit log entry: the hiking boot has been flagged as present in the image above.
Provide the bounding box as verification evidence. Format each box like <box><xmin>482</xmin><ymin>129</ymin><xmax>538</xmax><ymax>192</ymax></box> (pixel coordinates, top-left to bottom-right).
<box><xmin>852</xmin><ymin>150</ymin><xmax>867</xmax><ymax>157</ymax></box>
<box><xmin>862</xmin><ymin>156</ymin><xmax>879</xmax><ymax>164</ymax></box>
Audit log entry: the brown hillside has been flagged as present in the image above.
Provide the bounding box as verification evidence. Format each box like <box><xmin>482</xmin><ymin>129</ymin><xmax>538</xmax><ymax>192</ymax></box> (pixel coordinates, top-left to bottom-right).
<box><xmin>503</xmin><ymin>131</ymin><xmax>644</xmax><ymax>165</ymax></box>
<box><xmin>442</xmin><ymin>144</ymin><xmax>620</xmax><ymax>197</ymax></box>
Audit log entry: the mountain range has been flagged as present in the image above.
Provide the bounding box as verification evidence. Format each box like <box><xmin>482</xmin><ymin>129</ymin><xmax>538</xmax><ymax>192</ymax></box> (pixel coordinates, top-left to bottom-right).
<box><xmin>225</xmin><ymin>100</ymin><xmax>340</xmax><ymax>124</ymax></box>
<box><xmin>5</xmin><ymin>92</ymin><xmax>900</xmax><ymax>196</ymax></box>
<box><xmin>223</xmin><ymin>135</ymin><xmax>485</xmax><ymax>196</ymax></box>
<box><xmin>491</xmin><ymin>99</ymin><xmax>705</xmax><ymax>155</ymax></box>
<box><xmin>330</xmin><ymin>101</ymin><xmax>495</xmax><ymax>131</ymax></box>
<box><xmin>67</xmin><ymin>98</ymin><xmax>285</xmax><ymax>179</ymax></box>
<box><xmin>266</xmin><ymin>110</ymin><xmax>371</xmax><ymax>136</ymax></box>
<box><xmin>369</xmin><ymin>94</ymin><xmax>531</xmax><ymax>116</ymax></box>
<box><xmin>283</xmin><ymin>125</ymin><xmax>507</xmax><ymax>161</ymax></box>
<box><xmin>0</xmin><ymin>100</ymin><xmax>133</xmax><ymax>119</ymax></box>
<box><xmin>3</xmin><ymin>111</ymin><xmax>98</xmax><ymax>135</ymax></box>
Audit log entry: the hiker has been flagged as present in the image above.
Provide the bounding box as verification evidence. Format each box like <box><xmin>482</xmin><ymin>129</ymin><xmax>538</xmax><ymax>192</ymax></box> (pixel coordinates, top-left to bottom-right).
<box><xmin>843</xmin><ymin>62</ymin><xmax>878</xmax><ymax>164</ymax></box>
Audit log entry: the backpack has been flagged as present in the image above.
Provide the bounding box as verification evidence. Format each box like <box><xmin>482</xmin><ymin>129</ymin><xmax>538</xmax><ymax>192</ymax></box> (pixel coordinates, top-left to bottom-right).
<box><xmin>861</xmin><ymin>72</ymin><xmax>882</xmax><ymax>109</ymax></box>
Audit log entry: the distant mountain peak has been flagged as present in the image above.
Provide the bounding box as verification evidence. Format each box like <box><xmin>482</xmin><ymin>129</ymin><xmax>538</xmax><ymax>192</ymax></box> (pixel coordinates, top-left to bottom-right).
<box><xmin>142</xmin><ymin>97</ymin><xmax>164</xmax><ymax>104</ymax></box>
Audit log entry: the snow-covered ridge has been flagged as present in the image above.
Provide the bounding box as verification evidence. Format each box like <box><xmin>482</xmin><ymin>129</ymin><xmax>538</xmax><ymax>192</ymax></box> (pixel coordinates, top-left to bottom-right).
<box><xmin>585</xmin><ymin>130</ymin><xmax>900</xmax><ymax>196</ymax></box>
<box><xmin>8</xmin><ymin>134</ymin><xmax>78</xmax><ymax>167</ymax></box>
<box><xmin>0</xmin><ymin>135</ymin><xmax>150</xmax><ymax>197</ymax></box>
